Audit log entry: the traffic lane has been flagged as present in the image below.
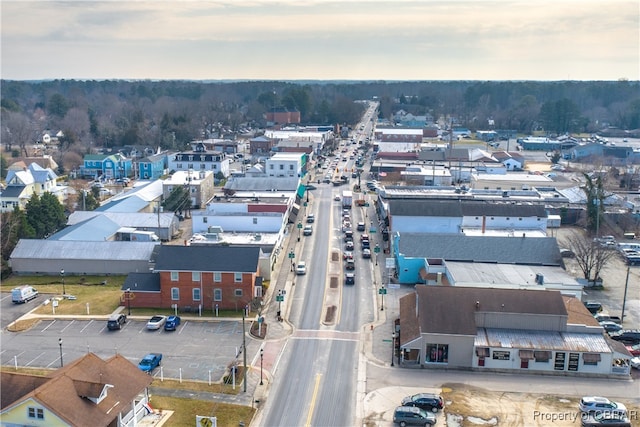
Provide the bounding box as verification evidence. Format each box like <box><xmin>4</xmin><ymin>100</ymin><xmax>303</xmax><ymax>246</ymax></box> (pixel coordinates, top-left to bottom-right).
<box><xmin>1</xmin><ymin>319</ymin><xmax>256</xmax><ymax>381</ymax></box>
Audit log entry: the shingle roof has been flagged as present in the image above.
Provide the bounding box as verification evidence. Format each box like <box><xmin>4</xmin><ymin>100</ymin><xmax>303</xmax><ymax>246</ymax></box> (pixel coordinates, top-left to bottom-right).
<box><xmin>413</xmin><ymin>285</ymin><xmax>567</xmax><ymax>336</ymax></box>
<box><xmin>1</xmin><ymin>353</ymin><xmax>152</xmax><ymax>427</ymax></box>
<box><xmin>154</xmin><ymin>245</ymin><xmax>261</xmax><ymax>272</ymax></box>
<box><xmin>122</xmin><ymin>272</ymin><xmax>161</xmax><ymax>292</ymax></box>
<box><xmin>397</xmin><ymin>233</ymin><xmax>562</xmax><ymax>265</ymax></box>
<box><xmin>0</xmin><ymin>185</ymin><xmax>26</xmax><ymax>198</ymax></box>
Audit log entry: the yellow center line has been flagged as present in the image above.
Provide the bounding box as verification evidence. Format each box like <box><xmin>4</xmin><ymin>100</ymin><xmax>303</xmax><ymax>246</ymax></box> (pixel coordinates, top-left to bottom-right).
<box><xmin>305</xmin><ymin>373</ymin><xmax>323</xmax><ymax>427</ymax></box>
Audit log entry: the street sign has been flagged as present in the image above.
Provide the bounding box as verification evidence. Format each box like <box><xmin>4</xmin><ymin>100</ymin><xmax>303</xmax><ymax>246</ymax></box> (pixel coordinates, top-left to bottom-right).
<box><xmin>378</xmin><ymin>288</ymin><xmax>387</xmax><ymax>295</ymax></box>
<box><xmin>369</xmin><ymin>227</ymin><xmax>377</xmax><ymax>234</ymax></box>
<box><xmin>288</xmin><ymin>252</ymin><xmax>295</xmax><ymax>259</ymax></box>
<box><xmin>374</xmin><ymin>245</ymin><xmax>381</xmax><ymax>254</ymax></box>
<box><xmin>297</xmin><ymin>222</ymin><xmax>303</xmax><ymax>229</ymax></box>
<box><xmin>276</xmin><ymin>295</ymin><xmax>284</xmax><ymax>302</ymax></box>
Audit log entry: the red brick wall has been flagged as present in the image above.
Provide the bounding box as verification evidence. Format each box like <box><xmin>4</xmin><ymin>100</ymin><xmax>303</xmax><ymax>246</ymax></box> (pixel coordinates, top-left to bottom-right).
<box><xmin>158</xmin><ymin>271</ymin><xmax>256</xmax><ymax>311</ymax></box>
<box><xmin>122</xmin><ymin>292</ymin><xmax>162</xmax><ymax>308</ymax></box>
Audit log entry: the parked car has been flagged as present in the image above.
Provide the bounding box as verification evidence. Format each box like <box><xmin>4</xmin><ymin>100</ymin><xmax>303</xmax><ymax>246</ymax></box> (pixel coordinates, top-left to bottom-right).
<box><xmin>392</xmin><ymin>406</ymin><xmax>436</xmax><ymax>426</ymax></box>
<box><xmin>164</xmin><ymin>315</ymin><xmax>181</xmax><ymax>331</ymax></box>
<box><xmin>295</xmin><ymin>261</ymin><xmax>307</xmax><ymax>275</ymax></box>
<box><xmin>107</xmin><ymin>313</ymin><xmax>127</xmax><ymax>330</ymax></box>
<box><xmin>609</xmin><ymin>330</ymin><xmax>640</xmax><ymax>345</ymax></box>
<box><xmin>581</xmin><ymin>413</ymin><xmax>632</xmax><ymax>427</ymax></box>
<box><xmin>306</xmin><ymin>214</ymin><xmax>315</xmax><ymax>223</ymax></box>
<box><xmin>138</xmin><ymin>353</ymin><xmax>162</xmax><ymax>373</ymax></box>
<box><xmin>594</xmin><ymin>313</ymin><xmax>622</xmax><ymax>324</ymax></box>
<box><xmin>146</xmin><ymin>315</ymin><xmax>167</xmax><ymax>330</ymax></box>
<box><xmin>599</xmin><ymin>321</ymin><xmax>623</xmax><ymax>333</ymax></box>
<box><xmin>345</xmin><ymin>273</ymin><xmax>355</xmax><ymax>285</ymax></box>
<box><xmin>625</xmin><ymin>343</ymin><xmax>640</xmax><ymax>356</ymax></box>
<box><xmin>303</xmin><ymin>225</ymin><xmax>313</xmax><ymax>236</ymax></box>
<box><xmin>630</xmin><ymin>357</ymin><xmax>640</xmax><ymax>369</ymax></box>
<box><xmin>401</xmin><ymin>393</ymin><xmax>444</xmax><ymax>412</ymax></box>
<box><xmin>579</xmin><ymin>396</ymin><xmax>627</xmax><ymax>416</ymax></box>
<box><xmin>583</xmin><ymin>301</ymin><xmax>603</xmax><ymax>314</ymax></box>
<box><xmin>11</xmin><ymin>285</ymin><xmax>38</xmax><ymax>304</ymax></box>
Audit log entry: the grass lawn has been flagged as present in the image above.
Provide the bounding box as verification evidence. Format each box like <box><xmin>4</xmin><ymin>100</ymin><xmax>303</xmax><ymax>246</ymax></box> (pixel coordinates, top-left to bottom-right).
<box><xmin>149</xmin><ymin>396</ymin><xmax>255</xmax><ymax>427</ymax></box>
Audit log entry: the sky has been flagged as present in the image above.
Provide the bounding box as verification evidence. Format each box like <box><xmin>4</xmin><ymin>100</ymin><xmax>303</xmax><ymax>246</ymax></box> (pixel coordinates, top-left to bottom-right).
<box><xmin>1</xmin><ymin>0</ymin><xmax>638</xmax><ymax>81</ymax></box>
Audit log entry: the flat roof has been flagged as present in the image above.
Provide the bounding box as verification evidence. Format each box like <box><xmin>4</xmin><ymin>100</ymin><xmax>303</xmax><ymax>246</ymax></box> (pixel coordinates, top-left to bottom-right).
<box><xmin>475</xmin><ymin>328</ymin><xmax>611</xmax><ymax>353</ymax></box>
<box><xmin>446</xmin><ymin>262</ymin><xmax>580</xmax><ymax>287</ymax></box>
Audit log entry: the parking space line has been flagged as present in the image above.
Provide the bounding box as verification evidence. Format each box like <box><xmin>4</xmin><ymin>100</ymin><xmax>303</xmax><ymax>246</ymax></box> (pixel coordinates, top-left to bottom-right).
<box><xmin>40</xmin><ymin>320</ymin><xmax>56</xmax><ymax>332</ymax></box>
<box><xmin>26</xmin><ymin>352</ymin><xmax>45</xmax><ymax>366</ymax></box>
<box><xmin>80</xmin><ymin>320</ymin><xmax>94</xmax><ymax>332</ymax></box>
<box><xmin>60</xmin><ymin>320</ymin><xmax>75</xmax><ymax>332</ymax></box>
<box><xmin>46</xmin><ymin>355</ymin><xmax>62</xmax><ymax>368</ymax></box>
<box><xmin>178</xmin><ymin>321</ymin><xmax>187</xmax><ymax>334</ymax></box>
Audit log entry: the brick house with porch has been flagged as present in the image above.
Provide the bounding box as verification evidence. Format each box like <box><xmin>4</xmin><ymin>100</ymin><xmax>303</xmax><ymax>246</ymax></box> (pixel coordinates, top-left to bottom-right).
<box><xmin>122</xmin><ymin>245</ymin><xmax>262</xmax><ymax>311</ymax></box>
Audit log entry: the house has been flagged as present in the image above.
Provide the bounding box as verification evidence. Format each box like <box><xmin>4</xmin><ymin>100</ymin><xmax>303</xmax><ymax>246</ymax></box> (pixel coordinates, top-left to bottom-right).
<box><xmin>491</xmin><ymin>151</ymin><xmax>525</xmax><ymax>171</ymax></box>
<box><xmin>168</xmin><ymin>143</ymin><xmax>231</xmax><ymax>178</ymax></box>
<box><xmin>264</xmin><ymin>107</ymin><xmax>301</xmax><ymax>124</ymax></box>
<box><xmin>122</xmin><ymin>245</ymin><xmax>262</xmax><ymax>311</ymax></box>
<box><xmin>0</xmin><ymin>352</ymin><xmax>154</xmax><ymax>427</ymax></box>
<box><xmin>0</xmin><ymin>163</ymin><xmax>67</xmax><ymax>213</ymax></box>
<box><xmin>250</xmin><ymin>135</ymin><xmax>278</xmax><ymax>156</ymax></box>
<box><xmin>79</xmin><ymin>153</ymin><xmax>133</xmax><ymax>180</ymax></box>
<box><xmin>396</xmin><ymin>286</ymin><xmax>631</xmax><ymax>377</ymax></box>
<box><xmin>137</xmin><ymin>151</ymin><xmax>169</xmax><ymax>180</ymax></box>
<box><xmin>265</xmin><ymin>152</ymin><xmax>306</xmax><ymax>178</ymax></box>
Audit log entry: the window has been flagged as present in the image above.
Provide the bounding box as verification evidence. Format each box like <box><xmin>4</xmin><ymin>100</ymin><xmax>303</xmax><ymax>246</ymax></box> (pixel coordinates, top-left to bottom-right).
<box><xmin>426</xmin><ymin>344</ymin><xmax>448</xmax><ymax>363</ymax></box>
<box><xmin>28</xmin><ymin>407</ymin><xmax>44</xmax><ymax>419</ymax></box>
<box><xmin>213</xmin><ymin>288</ymin><xmax>222</xmax><ymax>301</ymax></box>
<box><xmin>170</xmin><ymin>271</ymin><xmax>179</xmax><ymax>281</ymax></box>
<box><xmin>534</xmin><ymin>351</ymin><xmax>551</xmax><ymax>362</ymax></box>
<box><xmin>200</xmin><ymin>164</ymin><xmax>206</xmax><ymax>169</ymax></box>
<box><xmin>171</xmin><ymin>288</ymin><xmax>179</xmax><ymax>300</ymax></box>
<box><xmin>234</xmin><ymin>289</ymin><xmax>243</xmax><ymax>297</ymax></box>
<box><xmin>289</xmin><ymin>164</ymin><xmax>294</xmax><ymax>170</ymax></box>
<box><xmin>270</xmin><ymin>164</ymin><xmax>274</xmax><ymax>170</ymax></box>
<box><xmin>193</xmin><ymin>288</ymin><xmax>201</xmax><ymax>301</ymax></box>
<box><xmin>253</xmin><ymin>217</ymin><xmax>258</xmax><ymax>224</ymax></box>
<box><xmin>214</xmin><ymin>272</ymin><xmax>221</xmax><ymax>282</ymax></box>
<box><xmin>234</xmin><ymin>272</ymin><xmax>242</xmax><ymax>282</ymax></box>
<box><xmin>279</xmin><ymin>164</ymin><xmax>284</xmax><ymax>170</ymax></box>
<box><xmin>192</xmin><ymin>271</ymin><xmax>201</xmax><ymax>282</ymax></box>
<box><xmin>177</xmin><ymin>163</ymin><xmax>182</xmax><ymax>169</ymax></box>
<box><xmin>203</xmin><ymin>217</ymin><xmax>208</xmax><ymax>223</ymax></box>
<box><xmin>583</xmin><ymin>353</ymin><xmax>601</xmax><ymax>365</ymax></box>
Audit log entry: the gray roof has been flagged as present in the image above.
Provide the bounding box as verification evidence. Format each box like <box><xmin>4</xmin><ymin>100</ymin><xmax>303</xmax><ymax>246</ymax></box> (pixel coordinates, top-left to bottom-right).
<box><xmin>0</xmin><ymin>185</ymin><xmax>25</xmax><ymax>198</ymax></box>
<box><xmin>68</xmin><ymin>211</ymin><xmax>176</xmax><ymax>228</ymax></box>
<box><xmin>49</xmin><ymin>215</ymin><xmax>121</xmax><ymax>241</ymax></box>
<box><xmin>397</xmin><ymin>233</ymin><xmax>562</xmax><ymax>265</ymax></box>
<box><xmin>154</xmin><ymin>245</ymin><xmax>261</xmax><ymax>272</ymax></box>
<box><xmin>122</xmin><ymin>273</ymin><xmax>160</xmax><ymax>292</ymax></box>
<box><xmin>224</xmin><ymin>177</ymin><xmax>299</xmax><ymax>191</ymax></box>
<box><xmin>388</xmin><ymin>199</ymin><xmax>547</xmax><ymax>218</ymax></box>
<box><xmin>10</xmin><ymin>240</ymin><xmax>158</xmax><ymax>261</ymax></box>
<box><xmin>414</xmin><ymin>285</ymin><xmax>567</xmax><ymax>335</ymax></box>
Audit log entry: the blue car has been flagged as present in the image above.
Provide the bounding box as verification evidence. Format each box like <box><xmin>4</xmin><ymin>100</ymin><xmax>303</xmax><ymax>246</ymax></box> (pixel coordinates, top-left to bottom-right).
<box><xmin>164</xmin><ymin>315</ymin><xmax>181</xmax><ymax>331</ymax></box>
<box><xmin>138</xmin><ymin>353</ymin><xmax>162</xmax><ymax>372</ymax></box>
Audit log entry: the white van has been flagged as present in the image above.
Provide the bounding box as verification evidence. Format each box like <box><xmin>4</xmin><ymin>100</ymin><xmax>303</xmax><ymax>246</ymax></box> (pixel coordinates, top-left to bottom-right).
<box><xmin>12</xmin><ymin>285</ymin><xmax>38</xmax><ymax>304</ymax></box>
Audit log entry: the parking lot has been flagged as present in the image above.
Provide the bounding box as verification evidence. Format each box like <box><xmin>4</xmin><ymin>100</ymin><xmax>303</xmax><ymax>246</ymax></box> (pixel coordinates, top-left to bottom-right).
<box><xmin>0</xmin><ymin>317</ymin><xmax>260</xmax><ymax>382</ymax></box>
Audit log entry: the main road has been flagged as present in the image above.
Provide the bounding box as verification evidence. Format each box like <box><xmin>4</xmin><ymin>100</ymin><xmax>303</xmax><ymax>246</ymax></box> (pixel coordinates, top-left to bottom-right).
<box><xmin>260</xmin><ymin>146</ymin><xmax>376</xmax><ymax>425</ymax></box>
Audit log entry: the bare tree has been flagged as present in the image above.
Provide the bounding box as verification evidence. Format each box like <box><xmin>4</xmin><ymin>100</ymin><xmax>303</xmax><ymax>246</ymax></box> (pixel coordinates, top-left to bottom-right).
<box><xmin>1</xmin><ymin>111</ymin><xmax>36</xmax><ymax>156</ymax></box>
<box><xmin>562</xmin><ymin>230</ymin><xmax>618</xmax><ymax>283</ymax></box>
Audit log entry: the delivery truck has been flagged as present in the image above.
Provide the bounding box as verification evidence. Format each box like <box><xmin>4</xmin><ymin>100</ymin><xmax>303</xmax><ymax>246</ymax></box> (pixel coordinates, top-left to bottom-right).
<box><xmin>12</xmin><ymin>285</ymin><xmax>38</xmax><ymax>304</ymax></box>
<box><xmin>342</xmin><ymin>190</ymin><xmax>353</xmax><ymax>209</ymax></box>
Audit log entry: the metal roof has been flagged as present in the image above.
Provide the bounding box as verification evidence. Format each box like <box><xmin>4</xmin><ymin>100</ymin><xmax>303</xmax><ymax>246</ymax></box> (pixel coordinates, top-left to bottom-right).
<box><xmin>68</xmin><ymin>211</ymin><xmax>176</xmax><ymax>228</ymax></box>
<box><xmin>475</xmin><ymin>328</ymin><xmax>611</xmax><ymax>354</ymax></box>
<box><xmin>154</xmin><ymin>245</ymin><xmax>261</xmax><ymax>273</ymax></box>
<box><xmin>10</xmin><ymin>240</ymin><xmax>158</xmax><ymax>261</ymax></box>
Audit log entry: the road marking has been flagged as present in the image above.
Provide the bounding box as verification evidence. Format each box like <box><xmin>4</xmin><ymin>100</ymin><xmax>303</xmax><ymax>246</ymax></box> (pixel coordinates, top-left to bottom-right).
<box><xmin>80</xmin><ymin>320</ymin><xmax>93</xmax><ymax>332</ymax></box>
<box><xmin>41</xmin><ymin>320</ymin><xmax>56</xmax><ymax>332</ymax></box>
<box><xmin>26</xmin><ymin>352</ymin><xmax>45</xmax><ymax>366</ymax></box>
<box><xmin>60</xmin><ymin>320</ymin><xmax>75</xmax><ymax>332</ymax></box>
<box><xmin>305</xmin><ymin>373</ymin><xmax>322</xmax><ymax>427</ymax></box>
<box><xmin>178</xmin><ymin>321</ymin><xmax>187</xmax><ymax>334</ymax></box>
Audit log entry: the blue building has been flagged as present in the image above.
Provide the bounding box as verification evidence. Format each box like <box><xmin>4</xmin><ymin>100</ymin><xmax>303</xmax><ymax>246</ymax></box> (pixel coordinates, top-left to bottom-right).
<box><xmin>80</xmin><ymin>153</ymin><xmax>132</xmax><ymax>180</ymax></box>
<box><xmin>137</xmin><ymin>151</ymin><xmax>169</xmax><ymax>180</ymax></box>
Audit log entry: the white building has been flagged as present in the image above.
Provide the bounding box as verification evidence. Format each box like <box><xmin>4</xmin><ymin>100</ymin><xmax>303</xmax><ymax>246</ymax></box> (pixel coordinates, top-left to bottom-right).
<box><xmin>265</xmin><ymin>153</ymin><xmax>304</xmax><ymax>178</ymax></box>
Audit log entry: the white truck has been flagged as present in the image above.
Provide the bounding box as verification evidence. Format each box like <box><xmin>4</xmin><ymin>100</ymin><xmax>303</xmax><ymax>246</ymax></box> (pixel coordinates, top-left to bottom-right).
<box><xmin>130</xmin><ymin>231</ymin><xmax>160</xmax><ymax>242</ymax></box>
<box><xmin>12</xmin><ymin>285</ymin><xmax>38</xmax><ymax>304</ymax></box>
<box><xmin>342</xmin><ymin>190</ymin><xmax>353</xmax><ymax>209</ymax></box>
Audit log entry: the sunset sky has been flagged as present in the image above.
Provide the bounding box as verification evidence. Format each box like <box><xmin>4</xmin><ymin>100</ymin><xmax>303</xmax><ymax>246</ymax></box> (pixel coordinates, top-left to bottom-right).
<box><xmin>1</xmin><ymin>0</ymin><xmax>638</xmax><ymax>81</ymax></box>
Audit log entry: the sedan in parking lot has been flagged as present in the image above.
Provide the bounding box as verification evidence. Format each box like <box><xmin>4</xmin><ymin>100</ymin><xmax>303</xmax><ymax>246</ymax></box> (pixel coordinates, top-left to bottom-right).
<box><xmin>579</xmin><ymin>396</ymin><xmax>627</xmax><ymax>416</ymax></box>
<box><xmin>600</xmin><ymin>321</ymin><xmax>623</xmax><ymax>333</ymax></box>
<box><xmin>164</xmin><ymin>315</ymin><xmax>181</xmax><ymax>331</ymax></box>
<box><xmin>401</xmin><ymin>393</ymin><xmax>444</xmax><ymax>412</ymax></box>
<box><xmin>146</xmin><ymin>315</ymin><xmax>167</xmax><ymax>330</ymax></box>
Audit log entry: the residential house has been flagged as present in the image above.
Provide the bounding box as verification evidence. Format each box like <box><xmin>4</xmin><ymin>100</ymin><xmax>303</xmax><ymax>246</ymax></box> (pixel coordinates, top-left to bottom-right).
<box><xmin>122</xmin><ymin>245</ymin><xmax>262</xmax><ymax>311</ymax></box>
<box><xmin>491</xmin><ymin>151</ymin><xmax>525</xmax><ymax>171</ymax></box>
<box><xmin>0</xmin><ymin>352</ymin><xmax>154</xmax><ymax>427</ymax></box>
<box><xmin>397</xmin><ymin>286</ymin><xmax>631</xmax><ymax>377</ymax></box>
<box><xmin>0</xmin><ymin>163</ymin><xmax>67</xmax><ymax>213</ymax></box>
<box><xmin>137</xmin><ymin>151</ymin><xmax>169</xmax><ymax>180</ymax></box>
<box><xmin>79</xmin><ymin>153</ymin><xmax>133</xmax><ymax>180</ymax></box>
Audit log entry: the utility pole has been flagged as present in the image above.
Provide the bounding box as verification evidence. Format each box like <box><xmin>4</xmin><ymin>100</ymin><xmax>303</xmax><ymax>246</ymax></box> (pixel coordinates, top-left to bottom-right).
<box><xmin>242</xmin><ymin>305</ymin><xmax>247</xmax><ymax>393</ymax></box>
<box><xmin>621</xmin><ymin>265</ymin><xmax>630</xmax><ymax>322</ymax></box>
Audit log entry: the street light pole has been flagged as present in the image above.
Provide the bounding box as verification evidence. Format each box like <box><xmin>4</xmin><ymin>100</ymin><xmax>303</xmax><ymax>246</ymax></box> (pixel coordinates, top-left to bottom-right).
<box><xmin>58</xmin><ymin>338</ymin><xmax>63</xmax><ymax>367</ymax></box>
<box><xmin>621</xmin><ymin>265</ymin><xmax>630</xmax><ymax>322</ymax></box>
<box><xmin>242</xmin><ymin>305</ymin><xmax>247</xmax><ymax>393</ymax></box>
<box><xmin>391</xmin><ymin>332</ymin><xmax>396</xmax><ymax>367</ymax></box>
<box><xmin>260</xmin><ymin>348</ymin><xmax>264</xmax><ymax>385</ymax></box>
<box><xmin>60</xmin><ymin>269</ymin><xmax>65</xmax><ymax>296</ymax></box>
<box><xmin>126</xmin><ymin>288</ymin><xmax>131</xmax><ymax>316</ymax></box>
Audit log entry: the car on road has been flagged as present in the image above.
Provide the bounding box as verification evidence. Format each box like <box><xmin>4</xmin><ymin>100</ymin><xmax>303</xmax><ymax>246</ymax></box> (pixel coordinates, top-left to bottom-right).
<box><xmin>362</xmin><ymin>248</ymin><xmax>371</xmax><ymax>258</ymax></box>
<box><xmin>138</xmin><ymin>353</ymin><xmax>162</xmax><ymax>373</ymax></box>
<box><xmin>334</xmin><ymin>195</ymin><xmax>341</xmax><ymax>201</ymax></box>
<box><xmin>164</xmin><ymin>315</ymin><xmax>181</xmax><ymax>331</ymax></box>
<box><xmin>345</xmin><ymin>241</ymin><xmax>354</xmax><ymax>251</ymax></box>
<box><xmin>401</xmin><ymin>393</ymin><xmax>444</xmax><ymax>412</ymax></box>
<box><xmin>345</xmin><ymin>260</ymin><xmax>355</xmax><ymax>270</ymax></box>
<box><xmin>107</xmin><ymin>313</ymin><xmax>127</xmax><ymax>330</ymax></box>
<box><xmin>306</xmin><ymin>214</ymin><xmax>315</xmax><ymax>223</ymax></box>
<box><xmin>579</xmin><ymin>396</ymin><xmax>627</xmax><ymax>416</ymax></box>
<box><xmin>357</xmin><ymin>222</ymin><xmax>366</xmax><ymax>231</ymax></box>
<box><xmin>146</xmin><ymin>315</ymin><xmax>167</xmax><ymax>330</ymax></box>
<box><xmin>393</xmin><ymin>406</ymin><xmax>436</xmax><ymax>426</ymax></box>
<box><xmin>580</xmin><ymin>412</ymin><xmax>631</xmax><ymax>427</ymax></box>
<box><xmin>303</xmin><ymin>225</ymin><xmax>313</xmax><ymax>236</ymax></box>
<box><xmin>343</xmin><ymin>251</ymin><xmax>354</xmax><ymax>261</ymax></box>
<box><xmin>295</xmin><ymin>261</ymin><xmax>307</xmax><ymax>275</ymax></box>
<box><xmin>345</xmin><ymin>273</ymin><xmax>355</xmax><ymax>285</ymax></box>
